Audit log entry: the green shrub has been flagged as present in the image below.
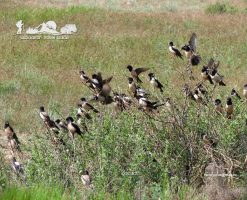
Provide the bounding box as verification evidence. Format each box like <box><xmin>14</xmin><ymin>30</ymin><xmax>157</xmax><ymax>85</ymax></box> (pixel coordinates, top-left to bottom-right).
<box><xmin>205</xmin><ymin>3</ymin><xmax>238</xmax><ymax>14</ymax></box>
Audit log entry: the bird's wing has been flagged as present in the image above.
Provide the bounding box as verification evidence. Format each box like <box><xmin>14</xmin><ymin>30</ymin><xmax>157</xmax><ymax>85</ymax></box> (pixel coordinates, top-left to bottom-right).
<box><xmin>188</xmin><ymin>33</ymin><xmax>197</xmax><ymax>52</ymax></box>
<box><xmin>102</xmin><ymin>76</ymin><xmax>113</xmax><ymax>84</ymax></box>
<box><xmin>156</xmin><ymin>80</ymin><xmax>163</xmax><ymax>88</ymax></box>
<box><xmin>206</xmin><ymin>58</ymin><xmax>215</xmax><ymax>70</ymax></box>
<box><xmin>135</xmin><ymin>68</ymin><xmax>149</xmax><ymax>76</ymax></box>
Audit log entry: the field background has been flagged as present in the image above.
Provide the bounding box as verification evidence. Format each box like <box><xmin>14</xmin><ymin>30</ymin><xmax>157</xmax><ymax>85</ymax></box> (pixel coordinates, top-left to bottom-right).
<box><xmin>0</xmin><ymin>0</ymin><xmax>247</xmax><ymax>199</ymax></box>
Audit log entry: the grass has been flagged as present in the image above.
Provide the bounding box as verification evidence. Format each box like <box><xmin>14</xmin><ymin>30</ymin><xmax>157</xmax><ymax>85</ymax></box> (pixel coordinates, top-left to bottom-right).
<box><xmin>0</xmin><ymin>1</ymin><xmax>247</xmax><ymax>199</ymax></box>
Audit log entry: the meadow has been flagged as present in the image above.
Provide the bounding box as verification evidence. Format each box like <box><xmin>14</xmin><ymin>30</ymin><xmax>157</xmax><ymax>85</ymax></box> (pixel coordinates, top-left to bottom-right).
<box><xmin>0</xmin><ymin>0</ymin><xmax>247</xmax><ymax>199</ymax></box>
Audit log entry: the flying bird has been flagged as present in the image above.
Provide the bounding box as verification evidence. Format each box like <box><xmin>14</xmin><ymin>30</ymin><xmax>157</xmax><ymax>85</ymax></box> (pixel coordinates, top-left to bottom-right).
<box><xmin>126</xmin><ymin>65</ymin><xmax>149</xmax><ymax>83</ymax></box>
<box><xmin>181</xmin><ymin>33</ymin><xmax>201</xmax><ymax>65</ymax></box>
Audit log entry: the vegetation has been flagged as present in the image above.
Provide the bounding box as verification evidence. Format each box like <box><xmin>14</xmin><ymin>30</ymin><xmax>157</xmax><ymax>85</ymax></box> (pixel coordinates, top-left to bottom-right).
<box><xmin>0</xmin><ymin>0</ymin><xmax>247</xmax><ymax>199</ymax></box>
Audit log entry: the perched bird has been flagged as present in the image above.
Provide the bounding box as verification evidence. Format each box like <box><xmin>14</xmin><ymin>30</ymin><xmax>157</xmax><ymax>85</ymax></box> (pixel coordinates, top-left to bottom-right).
<box><xmin>66</xmin><ymin>117</ymin><xmax>84</xmax><ymax>139</ymax></box>
<box><xmin>81</xmin><ymin>170</ymin><xmax>92</xmax><ymax>187</ymax></box>
<box><xmin>55</xmin><ymin>119</ymin><xmax>68</xmax><ymax>131</ymax></box>
<box><xmin>80</xmin><ymin>98</ymin><xmax>99</xmax><ymax>113</ymax></box>
<box><xmin>126</xmin><ymin>65</ymin><xmax>149</xmax><ymax>83</ymax></box>
<box><xmin>77</xmin><ymin>104</ymin><xmax>92</xmax><ymax>120</ymax></box>
<box><xmin>11</xmin><ymin>157</ymin><xmax>24</xmax><ymax>174</ymax></box>
<box><xmin>209</xmin><ymin>69</ymin><xmax>226</xmax><ymax>86</ymax></box>
<box><xmin>231</xmin><ymin>88</ymin><xmax>241</xmax><ymax>100</ymax></box>
<box><xmin>193</xmin><ymin>90</ymin><xmax>204</xmax><ymax>105</ymax></box>
<box><xmin>148</xmin><ymin>73</ymin><xmax>164</xmax><ymax>93</ymax></box>
<box><xmin>76</xmin><ymin>114</ymin><xmax>88</xmax><ymax>132</ymax></box>
<box><xmin>45</xmin><ymin>119</ymin><xmax>60</xmax><ymax>133</ymax></box>
<box><xmin>128</xmin><ymin>77</ymin><xmax>137</xmax><ymax>94</ymax></box>
<box><xmin>214</xmin><ymin>99</ymin><xmax>223</xmax><ymax>114</ymax></box>
<box><xmin>182</xmin><ymin>84</ymin><xmax>196</xmax><ymax>101</ymax></box>
<box><xmin>39</xmin><ymin>106</ymin><xmax>50</xmax><ymax>122</ymax></box>
<box><xmin>79</xmin><ymin>70</ymin><xmax>90</xmax><ymax>83</ymax></box>
<box><xmin>4</xmin><ymin>122</ymin><xmax>21</xmax><ymax>152</ymax></box>
<box><xmin>201</xmin><ymin>133</ymin><xmax>217</xmax><ymax>148</ymax></box>
<box><xmin>136</xmin><ymin>86</ymin><xmax>149</xmax><ymax>97</ymax></box>
<box><xmin>243</xmin><ymin>84</ymin><xmax>247</xmax><ymax>100</ymax></box>
<box><xmin>225</xmin><ymin>97</ymin><xmax>233</xmax><ymax>119</ymax></box>
<box><xmin>113</xmin><ymin>93</ymin><xmax>125</xmax><ymax>112</ymax></box>
<box><xmin>169</xmin><ymin>42</ymin><xmax>183</xmax><ymax>59</ymax></box>
<box><xmin>201</xmin><ymin>66</ymin><xmax>213</xmax><ymax>84</ymax></box>
<box><xmin>181</xmin><ymin>33</ymin><xmax>200</xmax><ymax>66</ymax></box>
<box><xmin>136</xmin><ymin>96</ymin><xmax>164</xmax><ymax>111</ymax></box>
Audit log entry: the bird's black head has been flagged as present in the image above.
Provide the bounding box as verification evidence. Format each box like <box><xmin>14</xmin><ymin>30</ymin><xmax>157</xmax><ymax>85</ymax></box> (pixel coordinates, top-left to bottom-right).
<box><xmin>211</xmin><ymin>69</ymin><xmax>217</xmax><ymax>76</ymax></box>
<box><xmin>128</xmin><ymin>77</ymin><xmax>133</xmax><ymax>83</ymax></box>
<box><xmin>4</xmin><ymin>121</ymin><xmax>9</xmax><ymax>128</ymax></box>
<box><xmin>194</xmin><ymin>90</ymin><xmax>199</xmax><ymax>95</ymax></box>
<box><xmin>181</xmin><ymin>45</ymin><xmax>190</xmax><ymax>51</ymax></box>
<box><xmin>77</xmin><ymin>103</ymin><xmax>82</xmax><ymax>108</ymax></box>
<box><xmin>148</xmin><ymin>73</ymin><xmax>154</xmax><ymax>78</ymax></box>
<box><xmin>79</xmin><ymin>70</ymin><xmax>85</xmax><ymax>74</ymax></box>
<box><xmin>244</xmin><ymin>84</ymin><xmax>247</xmax><ymax>89</ymax></box>
<box><xmin>226</xmin><ymin>97</ymin><xmax>232</xmax><ymax>104</ymax></box>
<box><xmin>83</xmin><ymin>170</ymin><xmax>89</xmax><ymax>175</ymax></box>
<box><xmin>169</xmin><ymin>41</ymin><xmax>173</xmax><ymax>46</ymax></box>
<box><xmin>214</xmin><ymin>99</ymin><xmax>221</xmax><ymax>105</ymax></box>
<box><xmin>80</xmin><ymin>97</ymin><xmax>86</xmax><ymax>102</ymax></box>
<box><xmin>201</xmin><ymin>66</ymin><xmax>208</xmax><ymax>73</ymax></box>
<box><xmin>231</xmin><ymin>88</ymin><xmax>236</xmax><ymax>95</ymax></box>
<box><xmin>12</xmin><ymin>156</ymin><xmax>17</xmax><ymax>162</ymax></box>
<box><xmin>66</xmin><ymin>117</ymin><xmax>74</xmax><ymax>123</ymax></box>
<box><xmin>127</xmin><ymin>65</ymin><xmax>133</xmax><ymax>71</ymax></box>
<box><xmin>76</xmin><ymin>114</ymin><xmax>81</xmax><ymax>119</ymax></box>
<box><xmin>39</xmin><ymin>106</ymin><xmax>45</xmax><ymax>112</ymax></box>
<box><xmin>92</xmin><ymin>74</ymin><xmax>98</xmax><ymax>79</ymax></box>
<box><xmin>55</xmin><ymin>119</ymin><xmax>61</xmax><ymax>124</ymax></box>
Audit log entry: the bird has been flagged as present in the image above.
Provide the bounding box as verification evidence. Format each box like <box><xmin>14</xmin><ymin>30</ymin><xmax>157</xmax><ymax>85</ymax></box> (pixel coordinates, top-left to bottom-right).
<box><xmin>243</xmin><ymin>84</ymin><xmax>247</xmax><ymax>100</ymax></box>
<box><xmin>225</xmin><ymin>97</ymin><xmax>233</xmax><ymax>119</ymax></box>
<box><xmin>128</xmin><ymin>77</ymin><xmax>137</xmax><ymax>94</ymax></box>
<box><xmin>55</xmin><ymin>119</ymin><xmax>68</xmax><ymax>131</ymax></box>
<box><xmin>39</xmin><ymin>106</ymin><xmax>50</xmax><ymax>122</ymax></box>
<box><xmin>126</xmin><ymin>65</ymin><xmax>149</xmax><ymax>83</ymax></box>
<box><xmin>193</xmin><ymin>90</ymin><xmax>204</xmax><ymax>105</ymax></box>
<box><xmin>45</xmin><ymin>118</ymin><xmax>60</xmax><ymax>133</ymax></box>
<box><xmin>77</xmin><ymin>104</ymin><xmax>92</xmax><ymax>120</ymax></box>
<box><xmin>169</xmin><ymin>42</ymin><xmax>183</xmax><ymax>59</ymax></box>
<box><xmin>66</xmin><ymin>117</ymin><xmax>84</xmax><ymax>139</ymax></box>
<box><xmin>81</xmin><ymin>170</ymin><xmax>92</xmax><ymax>187</ymax></box>
<box><xmin>136</xmin><ymin>96</ymin><xmax>164</xmax><ymax>111</ymax></box>
<box><xmin>76</xmin><ymin>114</ymin><xmax>88</xmax><ymax>132</ymax></box>
<box><xmin>231</xmin><ymin>88</ymin><xmax>241</xmax><ymax>100</ymax></box>
<box><xmin>135</xmin><ymin>86</ymin><xmax>149</xmax><ymax>98</ymax></box>
<box><xmin>182</xmin><ymin>84</ymin><xmax>196</xmax><ymax>101</ymax></box>
<box><xmin>181</xmin><ymin>33</ymin><xmax>200</xmax><ymax>65</ymax></box>
<box><xmin>201</xmin><ymin>66</ymin><xmax>213</xmax><ymax>84</ymax></box>
<box><xmin>11</xmin><ymin>157</ymin><xmax>24</xmax><ymax>174</ymax></box>
<box><xmin>209</xmin><ymin>69</ymin><xmax>226</xmax><ymax>86</ymax></box>
<box><xmin>201</xmin><ymin>133</ymin><xmax>217</xmax><ymax>148</ymax></box>
<box><xmin>80</xmin><ymin>98</ymin><xmax>99</xmax><ymax>113</ymax></box>
<box><xmin>214</xmin><ymin>99</ymin><xmax>223</xmax><ymax>114</ymax></box>
<box><xmin>79</xmin><ymin>70</ymin><xmax>90</xmax><ymax>83</ymax></box>
<box><xmin>148</xmin><ymin>73</ymin><xmax>164</xmax><ymax>93</ymax></box>
<box><xmin>113</xmin><ymin>94</ymin><xmax>125</xmax><ymax>112</ymax></box>
<box><xmin>4</xmin><ymin>122</ymin><xmax>21</xmax><ymax>152</ymax></box>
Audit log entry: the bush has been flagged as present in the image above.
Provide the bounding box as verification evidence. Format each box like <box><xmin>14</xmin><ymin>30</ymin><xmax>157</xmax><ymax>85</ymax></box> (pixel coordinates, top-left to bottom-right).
<box><xmin>205</xmin><ymin>3</ymin><xmax>238</xmax><ymax>14</ymax></box>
